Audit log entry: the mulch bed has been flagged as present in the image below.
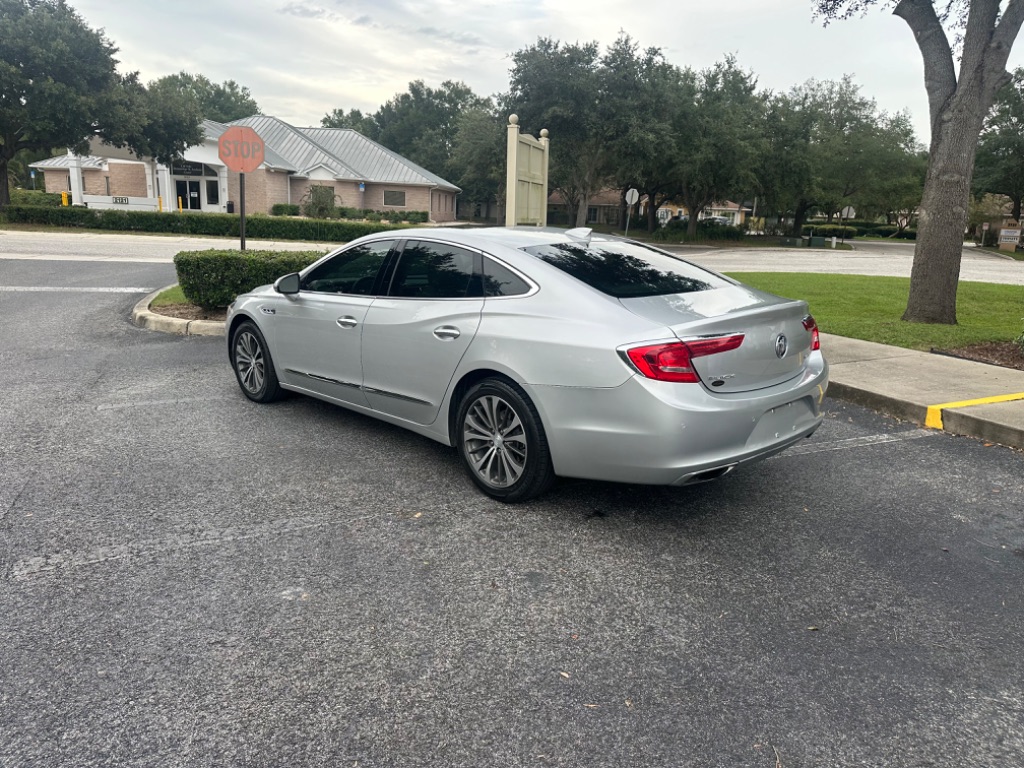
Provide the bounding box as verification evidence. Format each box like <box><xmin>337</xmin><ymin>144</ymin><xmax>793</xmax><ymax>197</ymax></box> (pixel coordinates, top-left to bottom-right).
<box><xmin>932</xmin><ymin>341</ymin><xmax>1024</xmax><ymax>372</ymax></box>
<box><xmin>152</xmin><ymin>304</ymin><xmax>227</xmax><ymax>322</ymax></box>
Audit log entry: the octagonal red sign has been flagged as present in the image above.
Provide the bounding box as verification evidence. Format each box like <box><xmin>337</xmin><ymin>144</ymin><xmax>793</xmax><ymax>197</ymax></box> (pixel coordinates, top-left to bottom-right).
<box><xmin>218</xmin><ymin>126</ymin><xmax>265</xmax><ymax>173</ymax></box>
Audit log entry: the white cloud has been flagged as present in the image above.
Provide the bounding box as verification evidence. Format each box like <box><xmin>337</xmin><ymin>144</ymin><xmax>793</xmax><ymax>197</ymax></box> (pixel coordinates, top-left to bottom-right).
<box><xmin>70</xmin><ymin>0</ymin><xmax>1023</xmax><ymax>142</ymax></box>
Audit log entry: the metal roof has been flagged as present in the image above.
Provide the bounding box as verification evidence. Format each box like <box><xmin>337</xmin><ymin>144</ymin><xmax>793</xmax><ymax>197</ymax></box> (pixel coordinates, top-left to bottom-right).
<box><xmin>29</xmin><ymin>155</ymin><xmax>106</xmax><ymax>170</ymax></box>
<box><xmin>225</xmin><ymin>116</ymin><xmax>459</xmax><ymax>192</ymax></box>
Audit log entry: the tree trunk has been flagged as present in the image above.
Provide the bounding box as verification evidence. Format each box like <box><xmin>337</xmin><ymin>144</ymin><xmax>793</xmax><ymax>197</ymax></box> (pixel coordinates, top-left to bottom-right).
<box><xmin>1012</xmin><ymin>196</ymin><xmax>1022</xmax><ymax>221</ymax></box>
<box><xmin>575</xmin><ymin>193</ymin><xmax>589</xmax><ymax>227</ymax></box>
<box><xmin>791</xmin><ymin>200</ymin><xmax>812</xmax><ymax>237</ymax></box>
<box><xmin>0</xmin><ymin>155</ymin><xmax>11</xmax><ymax>210</ymax></box>
<box><xmin>901</xmin><ymin>101</ymin><xmax>987</xmax><ymax>324</ymax></box>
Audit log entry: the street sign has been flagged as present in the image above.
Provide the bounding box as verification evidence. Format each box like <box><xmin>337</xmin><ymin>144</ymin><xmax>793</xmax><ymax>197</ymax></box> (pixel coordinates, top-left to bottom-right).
<box><xmin>218</xmin><ymin>126</ymin><xmax>265</xmax><ymax>173</ymax></box>
<box><xmin>625</xmin><ymin>188</ymin><xmax>639</xmax><ymax>205</ymax></box>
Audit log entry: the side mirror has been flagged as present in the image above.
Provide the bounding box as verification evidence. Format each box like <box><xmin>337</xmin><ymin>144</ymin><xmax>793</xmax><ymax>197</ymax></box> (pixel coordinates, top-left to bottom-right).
<box><xmin>275</xmin><ymin>272</ymin><xmax>300</xmax><ymax>295</ymax></box>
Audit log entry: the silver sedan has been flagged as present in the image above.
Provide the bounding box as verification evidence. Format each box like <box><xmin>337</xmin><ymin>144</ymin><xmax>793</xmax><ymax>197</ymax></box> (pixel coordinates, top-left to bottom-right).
<box><xmin>227</xmin><ymin>227</ymin><xmax>828</xmax><ymax>501</ymax></box>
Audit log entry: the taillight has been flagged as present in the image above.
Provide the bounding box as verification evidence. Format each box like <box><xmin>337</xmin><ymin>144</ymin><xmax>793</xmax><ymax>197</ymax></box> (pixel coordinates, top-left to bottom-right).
<box><xmin>802</xmin><ymin>315</ymin><xmax>820</xmax><ymax>351</ymax></box>
<box><xmin>626</xmin><ymin>335</ymin><xmax>744</xmax><ymax>383</ymax></box>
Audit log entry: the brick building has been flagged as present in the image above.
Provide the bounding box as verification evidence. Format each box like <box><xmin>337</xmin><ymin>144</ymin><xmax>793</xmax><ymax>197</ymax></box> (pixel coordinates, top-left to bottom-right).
<box><xmin>31</xmin><ymin>116</ymin><xmax>460</xmax><ymax>222</ymax></box>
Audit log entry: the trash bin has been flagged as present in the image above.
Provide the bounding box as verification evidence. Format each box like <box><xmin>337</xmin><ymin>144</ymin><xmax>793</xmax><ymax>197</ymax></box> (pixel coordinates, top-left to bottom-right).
<box><xmin>226</xmin><ymin>201</ymin><xmax>235</xmax><ymax>214</ymax></box>
<box><xmin>809</xmin><ymin>236</ymin><xmax>828</xmax><ymax>248</ymax></box>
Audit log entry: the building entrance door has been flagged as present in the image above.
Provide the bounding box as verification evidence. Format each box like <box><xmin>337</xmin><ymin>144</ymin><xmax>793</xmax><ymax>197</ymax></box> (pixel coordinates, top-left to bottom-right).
<box><xmin>175</xmin><ymin>179</ymin><xmax>202</xmax><ymax>210</ymax></box>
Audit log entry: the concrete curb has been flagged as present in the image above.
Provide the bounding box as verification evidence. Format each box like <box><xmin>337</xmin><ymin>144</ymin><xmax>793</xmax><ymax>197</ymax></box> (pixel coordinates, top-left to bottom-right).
<box><xmin>132</xmin><ymin>285</ymin><xmax>226</xmax><ymax>337</ymax></box>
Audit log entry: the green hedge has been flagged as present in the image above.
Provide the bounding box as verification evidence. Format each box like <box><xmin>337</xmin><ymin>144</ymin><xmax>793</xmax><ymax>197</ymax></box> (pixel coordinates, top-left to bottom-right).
<box><xmin>4</xmin><ymin>205</ymin><xmax>398</xmax><ymax>241</ymax></box>
<box><xmin>801</xmin><ymin>224</ymin><xmax>857</xmax><ymax>239</ymax></box>
<box><xmin>271</xmin><ymin>203</ymin><xmax>301</xmax><ymax>216</ymax></box>
<box><xmin>653</xmin><ymin>219</ymin><xmax>745</xmax><ymax>242</ymax></box>
<box><xmin>10</xmin><ymin>189</ymin><xmax>63</xmax><ymax>207</ymax></box>
<box><xmin>174</xmin><ymin>249</ymin><xmax>325</xmax><ymax>309</ymax></box>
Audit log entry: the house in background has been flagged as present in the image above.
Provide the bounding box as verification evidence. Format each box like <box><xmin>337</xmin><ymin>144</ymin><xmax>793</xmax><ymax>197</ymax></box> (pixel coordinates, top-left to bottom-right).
<box><xmin>651</xmin><ymin>200</ymin><xmax>749</xmax><ymax>226</ymax></box>
<box><xmin>31</xmin><ymin>116</ymin><xmax>461</xmax><ymax>222</ymax></box>
<box><xmin>547</xmin><ymin>189</ymin><xmax>623</xmax><ymax>227</ymax></box>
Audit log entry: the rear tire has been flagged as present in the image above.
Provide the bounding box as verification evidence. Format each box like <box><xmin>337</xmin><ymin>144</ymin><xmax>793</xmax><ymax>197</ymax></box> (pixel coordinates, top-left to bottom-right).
<box><xmin>456</xmin><ymin>378</ymin><xmax>555</xmax><ymax>502</ymax></box>
<box><xmin>230</xmin><ymin>321</ymin><xmax>284</xmax><ymax>403</ymax></box>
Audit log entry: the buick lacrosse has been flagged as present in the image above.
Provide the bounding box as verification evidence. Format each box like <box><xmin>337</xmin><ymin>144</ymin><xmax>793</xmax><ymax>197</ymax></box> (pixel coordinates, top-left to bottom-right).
<box><xmin>227</xmin><ymin>227</ymin><xmax>828</xmax><ymax>501</ymax></box>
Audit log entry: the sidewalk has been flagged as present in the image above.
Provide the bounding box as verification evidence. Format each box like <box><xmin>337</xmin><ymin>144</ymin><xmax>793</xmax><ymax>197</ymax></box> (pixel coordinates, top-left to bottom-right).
<box><xmin>132</xmin><ymin>293</ymin><xmax>1024</xmax><ymax>452</ymax></box>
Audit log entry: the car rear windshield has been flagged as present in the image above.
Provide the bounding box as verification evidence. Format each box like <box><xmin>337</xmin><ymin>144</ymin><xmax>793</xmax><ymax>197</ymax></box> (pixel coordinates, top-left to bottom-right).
<box><xmin>522</xmin><ymin>241</ymin><xmax>731</xmax><ymax>298</ymax></box>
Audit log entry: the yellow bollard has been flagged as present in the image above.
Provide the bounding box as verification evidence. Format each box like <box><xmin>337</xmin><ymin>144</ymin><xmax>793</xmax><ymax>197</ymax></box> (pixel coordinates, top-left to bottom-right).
<box><xmin>158</xmin><ymin>196</ymin><xmax>163</xmax><ymax>212</ymax></box>
<box><xmin>177</xmin><ymin>196</ymin><xmax>183</xmax><ymax>212</ymax></box>
<box><xmin>61</xmin><ymin>191</ymin><xmax>69</xmax><ymax>206</ymax></box>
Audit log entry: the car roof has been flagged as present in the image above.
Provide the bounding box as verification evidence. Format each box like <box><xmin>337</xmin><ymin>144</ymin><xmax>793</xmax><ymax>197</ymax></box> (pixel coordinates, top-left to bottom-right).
<box><xmin>366</xmin><ymin>226</ymin><xmax>625</xmax><ymax>252</ymax></box>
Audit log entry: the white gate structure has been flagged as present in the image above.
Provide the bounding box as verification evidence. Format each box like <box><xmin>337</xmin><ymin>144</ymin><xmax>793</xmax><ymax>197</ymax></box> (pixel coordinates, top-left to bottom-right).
<box><xmin>505</xmin><ymin>115</ymin><xmax>550</xmax><ymax>227</ymax></box>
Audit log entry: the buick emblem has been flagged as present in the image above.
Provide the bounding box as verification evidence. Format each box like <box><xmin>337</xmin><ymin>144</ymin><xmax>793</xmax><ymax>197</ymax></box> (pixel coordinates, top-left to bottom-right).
<box><xmin>775</xmin><ymin>334</ymin><xmax>788</xmax><ymax>358</ymax></box>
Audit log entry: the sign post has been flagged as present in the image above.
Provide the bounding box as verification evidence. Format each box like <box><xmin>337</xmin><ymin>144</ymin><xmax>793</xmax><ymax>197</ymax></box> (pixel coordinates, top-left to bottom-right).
<box><xmin>624</xmin><ymin>188</ymin><xmax>639</xmax><ymax>237</ymax></box>
<box><xmin>218</xmin><ymin>126</ymin><xmax>265</xmax><ymax>251</ymax></box>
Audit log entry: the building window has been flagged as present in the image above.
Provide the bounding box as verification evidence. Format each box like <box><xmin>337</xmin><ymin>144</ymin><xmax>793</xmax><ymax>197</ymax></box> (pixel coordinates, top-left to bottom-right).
<box><xmin>206</xmin><ymin>180</ymin><xmax>219</xmax><ymax>205</ymax></box>
<box><xmin>105</xmin><ymin>176</ymin><xmax>110</xmax><ymax>195</ymax></box>
<box><xmin>587</xmin><ymin>206</ymin><xmax>598</xmax><ymax>223</ymax></box>
<box><xmin>383</xmin><ymin>190</ymin><xmax>406</xmax><ymax>207</ymax></box>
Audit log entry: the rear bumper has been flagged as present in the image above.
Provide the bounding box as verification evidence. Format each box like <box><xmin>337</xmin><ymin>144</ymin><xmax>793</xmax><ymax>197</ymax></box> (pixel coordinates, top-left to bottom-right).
<box><xmin>525</xmin><ymin>354</ymin><xmax>828</xmax><ymax>486</ymax></box>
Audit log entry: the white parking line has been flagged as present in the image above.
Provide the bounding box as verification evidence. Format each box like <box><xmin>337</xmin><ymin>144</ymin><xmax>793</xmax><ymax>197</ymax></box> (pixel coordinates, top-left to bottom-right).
<box><xmin>0</xmin><ymin>286</ymin><xmax>154</xmax><ymax>293</ymax></box>
<box><xmin>773</xmin><ymin>429</ymin><xmax>934</xmax><ymax>458</ymax></box>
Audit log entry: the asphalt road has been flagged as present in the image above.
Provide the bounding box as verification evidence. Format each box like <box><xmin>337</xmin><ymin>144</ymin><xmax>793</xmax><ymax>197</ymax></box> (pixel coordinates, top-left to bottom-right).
<box><xmin>1</xmin><ymin>254</ymin><xmax>1023</xmax><ymax>766</ymax></box>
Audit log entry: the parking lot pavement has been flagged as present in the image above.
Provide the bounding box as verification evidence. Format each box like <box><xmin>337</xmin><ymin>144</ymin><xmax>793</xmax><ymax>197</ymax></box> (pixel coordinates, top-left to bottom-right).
<box><xmin>1</xmin><ymin>259</ymin><xmax>1022</xmax><ymax>766</ymax></box>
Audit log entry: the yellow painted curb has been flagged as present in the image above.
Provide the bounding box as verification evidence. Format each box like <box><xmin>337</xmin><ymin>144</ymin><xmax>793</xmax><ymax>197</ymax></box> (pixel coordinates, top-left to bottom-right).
<box><xmin>925</xmin><ymin>392</ymin><xmax>1024</xmax><ymax>430</ymax></box>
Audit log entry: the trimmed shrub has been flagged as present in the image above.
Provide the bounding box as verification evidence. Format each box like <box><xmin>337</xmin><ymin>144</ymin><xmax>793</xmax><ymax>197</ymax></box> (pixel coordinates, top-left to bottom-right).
<box><xmin>3</xmin><ymin>205</ymin><xmax>399</xmax><ymax>241</ymax></box>
<box><xmin>801</xmin><ymin>224</ymin><xmax>857</xmax><ymax>239</ymax></box>
<box><xmin>301</xmin><ymin>185</ymin><xmax>337</xmax><ymax>219</ymax></box>
<box><xmin>174</xmin><ymin>249</ymin><xmax>325</xmax><ymax>309</ymax></box>
<box><xmin>10</xmin><ymin>189</ymin><xmax>63</xmax><ymax>207</ymax></box>
<box><xmin>271</xmin><ymin>203</ymin><xmax>301</xmax><ymax>216</ymax></box>
<box><xmin>653</xmin><ymin>219</ymin><xmax>744</xmax><ymax>242</ymax></box>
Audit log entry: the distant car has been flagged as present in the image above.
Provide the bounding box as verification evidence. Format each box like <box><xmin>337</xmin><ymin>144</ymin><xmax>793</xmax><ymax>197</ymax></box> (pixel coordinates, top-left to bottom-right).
<box><xmin>702</xmin><ymin>216</ymin><xmax>732</xmax><ymax>226</ymax></box>
<box><xmin>227</xmin><ymin>227</ymin><xmax>828</xmax><ymax>502</ymax></box>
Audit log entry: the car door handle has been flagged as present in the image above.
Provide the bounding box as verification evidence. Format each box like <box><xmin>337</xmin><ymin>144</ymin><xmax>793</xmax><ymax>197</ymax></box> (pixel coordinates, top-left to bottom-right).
<box><xmin>433</xmin><ymin>326</ymin><xmax>461</xmax><ymax>340</ymax></box>
<box><xmin>337</xmin><ymin>316</ymin><xmax>358</xmax><ymax>329</ymax></box>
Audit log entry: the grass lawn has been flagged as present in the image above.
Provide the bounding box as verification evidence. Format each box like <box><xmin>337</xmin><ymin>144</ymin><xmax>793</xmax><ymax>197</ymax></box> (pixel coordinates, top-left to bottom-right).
<box><xmin>151</xmin><ymin>285</ymin><xmax>187</xmax><ymax>307</ymax></box>
<box><xmin>728</xmin><ymin>272</ymin><xmax>1023</xmax><ymax>350</ymax></box>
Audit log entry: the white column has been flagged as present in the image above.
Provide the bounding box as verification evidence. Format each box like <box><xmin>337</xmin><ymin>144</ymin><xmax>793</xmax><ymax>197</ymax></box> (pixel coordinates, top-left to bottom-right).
<box><xmin>218</xmin><ymin>165</ymin><xmax>229</xmax><ymax>212</ymax></box>
<box><xmin>505</xmin><ymin>115</ymin><xmax>521</xmax><ymax>227</ymax></box>
<box><xmin>144</xmin><ymin>160</ymin><xmax>155</xmax><ymax>198</ymax></box>
<box><xmin>68</xmin><ymin>152</ymin><xmax>84</xmax><ymax>206</ymax></box>
<box><xmin>157</xmin><ymin>164</ymin><xmax>173</xmax><ymax>211</ymax></box>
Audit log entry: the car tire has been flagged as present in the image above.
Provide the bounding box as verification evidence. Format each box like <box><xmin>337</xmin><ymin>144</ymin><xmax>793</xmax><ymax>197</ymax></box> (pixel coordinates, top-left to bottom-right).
<box><xmin>230</xmin><ymin>321</ymin><xmax>284</xmax><ymax>403</ymax></box>
<box><xmin>456</xmin><ymin>378</ymin><xmax>555</xmax><ymax>502</ymax></box>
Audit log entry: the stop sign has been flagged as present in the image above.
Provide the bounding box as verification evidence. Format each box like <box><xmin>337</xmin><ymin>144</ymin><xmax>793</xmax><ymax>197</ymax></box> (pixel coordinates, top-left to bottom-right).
<box><xmin>218</xmin><ymin>126</ymin><xmax>265</xmax><ymax>173</ymax></box>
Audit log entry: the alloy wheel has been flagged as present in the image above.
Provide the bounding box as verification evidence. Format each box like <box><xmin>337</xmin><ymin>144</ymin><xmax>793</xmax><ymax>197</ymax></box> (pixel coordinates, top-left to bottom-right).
<box><xmin>462</xmin><ymin>394</ymin><xmax>528</xmax><ymax>488</ymax></box>
<box><xmin>234</xmin><ymin>331</ymin><xmax>266</xmax><ymax>395</ymax></box>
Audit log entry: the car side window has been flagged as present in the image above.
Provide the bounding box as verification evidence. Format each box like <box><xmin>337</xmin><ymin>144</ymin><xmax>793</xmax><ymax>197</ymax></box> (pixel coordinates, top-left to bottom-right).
<box><xmin>388</xmin><ymin>241</ymin><xmax>477</xmax><ymax>299</ymax></box>
<box><xmin>482</xmin><ymin>256</ymin><xmax>531</xmax><ymax>297</ymax></box>
<box><xmin>301</xmin><ymin>241</ymin><xmax>394</xmax><ymax>295</ymax></box>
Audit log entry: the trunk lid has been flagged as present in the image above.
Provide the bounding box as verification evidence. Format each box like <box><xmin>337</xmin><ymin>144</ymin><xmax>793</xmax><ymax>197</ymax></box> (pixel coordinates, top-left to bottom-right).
<box><xmin>619</xmin><ymin>284</ymin><xmax>815</xmax><ymax>393</ymax></box>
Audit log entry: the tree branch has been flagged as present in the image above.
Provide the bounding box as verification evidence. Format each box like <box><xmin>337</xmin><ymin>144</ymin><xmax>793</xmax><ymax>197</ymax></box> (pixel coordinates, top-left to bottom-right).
<box><xmin>994</xmin><ymin>0</ymin><xmax>1024</xmax><ymax>51</ymax></box>
<box><xmin>893</xmin><ymin>0</ymin><xmax>956</xmax><ymax>130</ymax></box>
<box><xmin>960</xmin><ymin>0</ymin><xmax>1002</xmax><ymax>74</ymax></box>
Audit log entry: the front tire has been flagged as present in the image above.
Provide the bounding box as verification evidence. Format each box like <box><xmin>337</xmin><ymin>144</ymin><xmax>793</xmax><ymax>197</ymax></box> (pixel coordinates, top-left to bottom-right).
<box><xmin>456</xmin><ymin>378</ymin><xmax>555</xmax><ymax>502</ymax></box>
<box><xmin>230</xmin><ymin>321</ymin><xmax>284</xmax><ymax>403</ymax></box>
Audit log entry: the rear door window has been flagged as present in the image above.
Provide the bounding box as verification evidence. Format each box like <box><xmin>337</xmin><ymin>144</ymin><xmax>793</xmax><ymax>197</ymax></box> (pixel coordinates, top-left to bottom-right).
<box><xmin>481</xmin><ymin>256</ymin><xmax>531</xmax><ymax>297</ymax></box>
<box><xmin>523</xmin><ymin>241</ymin><xmax>730</xmax><ymax>298</ymax></box>
<box><xmin>387</xmin><ymin>241</ymin><xmax>478</xmax><ymax>299</ymax></box>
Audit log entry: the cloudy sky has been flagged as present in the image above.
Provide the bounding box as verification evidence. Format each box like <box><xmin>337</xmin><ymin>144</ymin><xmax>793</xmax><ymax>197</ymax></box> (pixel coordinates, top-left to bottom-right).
<box><xmin>71</xmin><ymin>0</ymin><xmax>1024</xmax><ymax>145</ymax></box>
